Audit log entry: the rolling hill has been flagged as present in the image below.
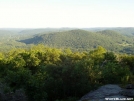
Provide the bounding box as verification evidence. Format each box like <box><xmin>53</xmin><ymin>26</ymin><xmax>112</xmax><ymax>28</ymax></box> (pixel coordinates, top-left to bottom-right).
<box><xmin>0</xmin><ymin>28</ymin><xmax>134</xmax><ymax>53</ymax></box>
<box><xmin>84</xmin><ymin>27</ymin><xmax>134</xmax><ymax>36</ymax></box>
<box><xmin>19</xmin><ymin>29</ymin><xmax>134</xmax><ymax>53</ymax></box>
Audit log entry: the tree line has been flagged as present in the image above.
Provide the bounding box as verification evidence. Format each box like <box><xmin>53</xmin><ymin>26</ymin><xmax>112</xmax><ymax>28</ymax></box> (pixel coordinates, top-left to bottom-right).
<box><xmin>0</xmin><ymin>44</ymin><xmax>134</xmax><ymax>101</ymax></box>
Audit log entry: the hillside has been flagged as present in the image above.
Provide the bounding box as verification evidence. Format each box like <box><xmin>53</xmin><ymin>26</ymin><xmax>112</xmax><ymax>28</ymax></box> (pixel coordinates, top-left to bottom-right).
<box><xmin>84</xmin><ymin>27</ymin><xmax>134</xmax><ymax>36</ymax></box>
<box><xmin>97</xmin><ymin>30</ymin><xmax>133</xmax><ymax>44</ymax></box>
<box><xmin>0</xmin><ymin>28</ymin><xmax>134</xmax><ymax>53</ymax></box>
<box><xmin>112</xmin><ymin>27</ymin><xmax>134</xmax><ymax>36</ymax></box>
<box><xmin>19</xmin><ymin>29</ymin><xmax>134</xmax><ymax>53</ymax></box>
<box><xmin>0</xmin><ymin>28</ymin><xmax>71</xmax><ymax>51</ymax></box>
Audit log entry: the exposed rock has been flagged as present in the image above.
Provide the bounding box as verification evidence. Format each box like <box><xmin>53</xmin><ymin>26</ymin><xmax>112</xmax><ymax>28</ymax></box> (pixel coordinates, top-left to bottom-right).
<box><xmin>120</xmin><ymin>89</ymin><xmax>134</xmax><ymax>97</ymax></box>
<box><xmin>79</xmin><ymin>84</ymin><xmax>127</xmax><ymax>101</ymax></box>
<box><xmin>125</xmin><ymin>84</ymin><xmax>134</xmax><ymax>89</ymax></box>
<box><xmin>120</xmin><ymin>84</ymin><xmax>134</xmax><ymax>97</ymax></box>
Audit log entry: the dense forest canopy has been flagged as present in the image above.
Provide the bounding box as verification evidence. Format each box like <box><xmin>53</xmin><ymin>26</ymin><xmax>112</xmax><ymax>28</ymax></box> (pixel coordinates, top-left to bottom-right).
<box><xmin>0</xmin><ymin>45</ymin><xmax>134</xmax><ymax>101</ymax></box>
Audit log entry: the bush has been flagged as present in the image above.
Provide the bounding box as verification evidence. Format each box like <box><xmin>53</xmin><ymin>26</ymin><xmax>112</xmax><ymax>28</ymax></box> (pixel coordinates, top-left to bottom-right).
<box><xmin>101</xmin><ymin>62</ymin><xmax>131</xmax><ymax>84</ymax></box>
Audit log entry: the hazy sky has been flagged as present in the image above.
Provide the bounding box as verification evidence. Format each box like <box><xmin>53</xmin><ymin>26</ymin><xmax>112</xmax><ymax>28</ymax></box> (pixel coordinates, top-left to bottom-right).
<box><xmin>0</xmin><ymin>0</ymin><xmax>134</xmax><ymax>28</ymax></box>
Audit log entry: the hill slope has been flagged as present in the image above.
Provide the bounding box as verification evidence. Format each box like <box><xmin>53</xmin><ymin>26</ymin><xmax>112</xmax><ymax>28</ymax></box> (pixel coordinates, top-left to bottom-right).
<box><xmin>84</xmin><ymin>27</ymin><xmax>134</xmax><ymax>36</ymax></box>
<box><xmin>19</xmin><ymin>29</ymin><xmax>134</xmax><ymax>52</ymax></box>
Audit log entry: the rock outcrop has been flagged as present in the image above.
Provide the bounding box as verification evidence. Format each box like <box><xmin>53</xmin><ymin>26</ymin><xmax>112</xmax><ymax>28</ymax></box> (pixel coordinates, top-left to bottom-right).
<box><xmin>125</xmin><ymin>84</ymin><xmax>134</xmax><ymax>89</ymax></box>
<box><xmin>120</xmin><ymin>84</ymin><xmax>134</xmax><ymax>97</ymax></box>
<box><xmin>79</xmin><ymin>84</ymin><xmax>134</xmax><ymax>101</ymax></box>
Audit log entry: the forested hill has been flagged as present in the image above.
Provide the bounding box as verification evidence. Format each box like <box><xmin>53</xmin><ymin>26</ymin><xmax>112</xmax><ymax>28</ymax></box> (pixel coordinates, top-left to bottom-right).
<box><xmin>97</xmin><ymin>30</ymin><xmax>123</xmax><ymax>37</ymax></box>
<box><xmin>0</xmin><ymin>28</ymin><xmax>134</xmax><ymax>53</ymax></box>
<box><xmin>19</xmin><ymin>29</ymin><xmax>134</xmax><ymax>53</ymax></box>
<box><xmin>112</xmin><ymin>28</ymin><xmax>134</xmax><ymax>36</ymax></box>
<box><xmin>84</xmin><ymin>27</ymin><xmax>134</xmax><ymax>36</ymax></box>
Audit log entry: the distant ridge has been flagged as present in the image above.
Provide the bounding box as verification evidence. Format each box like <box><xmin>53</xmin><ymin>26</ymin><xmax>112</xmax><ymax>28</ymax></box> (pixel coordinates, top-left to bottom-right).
<box><xmin>19</xmin><ymin>29</ymin><xmax>134</xmax><ymax>52</ymax></box>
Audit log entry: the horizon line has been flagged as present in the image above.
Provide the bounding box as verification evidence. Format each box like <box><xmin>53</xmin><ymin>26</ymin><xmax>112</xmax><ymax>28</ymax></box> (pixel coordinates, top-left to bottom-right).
<box><xmin>0</xmin><ymin>27</ymin><xmax>134</xmax><ymax>29</ymax></box>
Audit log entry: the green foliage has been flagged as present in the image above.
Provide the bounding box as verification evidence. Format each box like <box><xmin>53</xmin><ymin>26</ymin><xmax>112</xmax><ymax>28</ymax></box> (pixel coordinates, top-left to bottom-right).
<box><xmin>0</xmin><ymin>45</ymin><xmax>134</xmax><ymax>101</ymax></box>
<box><xmin>90</xmin><ymin>46</ymin><xmax>106</xmax><ymax>64</ymax></box>
<box><xmin>44</xmin><ymin>61</ymin><xmax>91</xmax><ymax>100</ymax></box>
<box><xmin>19</xmin><ymin>29</ymin><xmax>134</xmax><ymax>53</ymax></box>
<box><xmin>4</xmin><ymin>68</ymin><xmax>31</xmax><ymax>90</ymax></box>
<box><xmin>119</xmin><ymin>55</ymin><xmax>134</xmax><ymax>74</ymax></box>
<box><xmin>101</xmin><ymin>62</ymin><xmax>131</xmax><ymax>84</ymax></box>
<box><xmin>25</xmin><ymin>71</ymin><xmax>47</xmax><ymax>101</ymax></box>
<box><xmin>0</xmin><ymin>52</ymin><xmax>4</xmax><ymax>60</ymax></box>
<box><xmin>104</xmin><ymin>52</ymin><xmax>116</xmax><ymax>61</ymax></box>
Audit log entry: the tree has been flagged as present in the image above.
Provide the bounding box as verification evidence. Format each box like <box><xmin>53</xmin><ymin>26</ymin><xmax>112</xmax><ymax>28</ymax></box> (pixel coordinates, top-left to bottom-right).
<box><xmin>89</xmin><ymin>46</ymin><xmax>106</xmax><ymax>64</ymax></box>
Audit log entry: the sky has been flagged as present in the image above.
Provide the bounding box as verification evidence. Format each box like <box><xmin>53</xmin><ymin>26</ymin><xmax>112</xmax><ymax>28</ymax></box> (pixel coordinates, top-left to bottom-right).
<box><xmin>0</xmin><ymin>0</ymin><xmax>134</xmax><ymax>28</ymax></box>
